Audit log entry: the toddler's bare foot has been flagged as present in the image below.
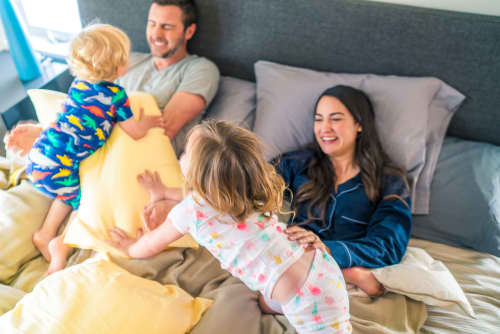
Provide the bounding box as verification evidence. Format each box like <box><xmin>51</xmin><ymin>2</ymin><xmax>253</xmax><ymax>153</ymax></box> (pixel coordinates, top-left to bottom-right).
<box><xmin>45</xmin><ymin>236</ymin><xmax>70</xmax><ymax>276</ymax></box>
<box><xmin>33</xmin><ymin>230</ymin><xmax>52</xmax><ymax>261</ymax></box>
<box><xmin>342</xmin><ymin>267</ymin><xmax>384</xmax><ymax>296</ymax></box>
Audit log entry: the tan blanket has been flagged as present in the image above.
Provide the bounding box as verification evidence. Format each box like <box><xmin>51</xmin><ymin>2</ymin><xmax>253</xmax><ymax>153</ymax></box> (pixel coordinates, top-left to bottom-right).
<box><xmin>0</xmin><ymin>166</ymin><xmax>426</xmax><ymax>333</ymax></box>
<box><xmin>83</xmin><ymin>246</ymin><xmax>426</xmax><ymax>334</ymax></box>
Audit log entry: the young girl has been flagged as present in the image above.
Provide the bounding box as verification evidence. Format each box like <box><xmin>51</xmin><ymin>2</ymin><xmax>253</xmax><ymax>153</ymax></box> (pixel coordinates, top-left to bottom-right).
<box><xmin>109</xmin><ymin>120</ymin><xmax>352</xmax><ymax>333</ymax></box>
<box><xmin>28</xmin><ymin>23</ymin><xmax>165</xmax><ymax>274</ymax></box>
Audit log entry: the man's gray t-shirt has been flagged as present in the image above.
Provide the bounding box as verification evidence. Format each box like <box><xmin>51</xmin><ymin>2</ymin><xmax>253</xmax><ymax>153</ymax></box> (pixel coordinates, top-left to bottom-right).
<box><xmin>117</xmin><ymin>52</ymin><xmax>220</xmax><ymax>155</ymax></box>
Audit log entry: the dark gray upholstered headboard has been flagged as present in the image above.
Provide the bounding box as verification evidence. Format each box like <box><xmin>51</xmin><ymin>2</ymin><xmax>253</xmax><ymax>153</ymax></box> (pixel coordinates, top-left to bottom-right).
<box><xmin>78</xmin><ymin>0</ymin><xmax>500</xmax><ymax>146</ymax></box>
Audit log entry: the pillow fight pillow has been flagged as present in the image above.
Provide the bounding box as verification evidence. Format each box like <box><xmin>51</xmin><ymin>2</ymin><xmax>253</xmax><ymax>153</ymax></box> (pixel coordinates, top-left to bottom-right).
<box><xmin>254</xmin><ymin>60</ymin><xmax>464</xmax><ymax>214</ymax></box>
<box><xmin>0</xmin><ymin>257</ymin><xmax>212</xmax><ymax>334</ymax></box>
<box><xmin>27</xmin><ymin>89</ymin><xmax>67</xmax><ymax>127</ymax></box>
<box><xmin>371</xmin><ymin>247</ymin><xmax>475</xmax><ymax>317</ymax></box>
<box><xmin>0</xmin><ymin>284</ymin><xmax>25</xmax><ymax>315</ymax></box>
<box><xmin>0</xmin><ymin>181</ymin><xmax>51</xmax><ymax>283</ymax></box>
<box><xmin>204</xmin><ymin>76</ymin><xmax>256</xmax><ymax>130</ymax></box>
<box><xmin>64</xmin><ymin>92</ymin><xmax>198</xmax><ymax>256</ymax></box>
<box><xmin>412</xmin><ymin>137</ymin><xmax>500</xmax><ymax>257</ymax></box>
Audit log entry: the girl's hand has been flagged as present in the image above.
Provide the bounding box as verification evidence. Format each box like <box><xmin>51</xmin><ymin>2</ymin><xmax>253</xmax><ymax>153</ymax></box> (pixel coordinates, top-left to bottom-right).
<box><xmin>137</xmin><ymin>170</ymin><xmax>168</xmax><ymax>202</ymax></box>
<box><xmin>107</xmin><ymin>227</ymin><xmax>143</xmax><ymax>255</ymax></box>
<box><xmin>143</xmin><ymin>199</ymin><xmax>177</xmax><ymax>231</ymax></box>
<box><xmin>285</xmin><ymin>225</ymin><xmax>331</xmax><ymax>254</ymax></box>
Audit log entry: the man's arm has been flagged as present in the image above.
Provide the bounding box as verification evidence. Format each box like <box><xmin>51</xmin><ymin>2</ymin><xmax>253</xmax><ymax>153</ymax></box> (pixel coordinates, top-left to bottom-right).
<box><xmin>161</xmin><ymin>91</ymin><xmax>206</xmax><ymax>140</ymax></box>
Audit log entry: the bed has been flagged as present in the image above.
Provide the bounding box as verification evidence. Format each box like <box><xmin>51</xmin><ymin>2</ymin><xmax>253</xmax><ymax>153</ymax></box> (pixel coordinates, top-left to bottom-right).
<box><xmin>1</xmin><ymin>0</ymin><xmax>499</xmax><ymax>333</ymax></box>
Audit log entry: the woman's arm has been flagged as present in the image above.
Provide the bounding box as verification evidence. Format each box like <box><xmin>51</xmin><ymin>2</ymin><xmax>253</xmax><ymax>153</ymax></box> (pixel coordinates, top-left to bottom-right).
<box><xmin>325</xmin><ymin>175</ymin><xmax>412</xmax><ymax>269</ymax></box>
<box><xmin>109</xmin><ymin>218</ymin><xmax>184</xmax><ymax>258</ymax></box>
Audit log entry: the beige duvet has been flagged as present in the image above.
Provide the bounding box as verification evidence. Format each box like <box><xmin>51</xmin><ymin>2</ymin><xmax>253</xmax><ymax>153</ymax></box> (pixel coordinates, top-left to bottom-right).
<box><xmin>0</xmin><ymin>177</ymin><xmax>499</xmax><ymax>333</ymax></box>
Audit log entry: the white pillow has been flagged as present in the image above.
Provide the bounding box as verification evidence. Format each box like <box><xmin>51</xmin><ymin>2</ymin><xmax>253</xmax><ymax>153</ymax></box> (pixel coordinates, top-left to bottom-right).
<box><xmin>371</xmin><ymin>247</ymin><xmax>475</xmax><ymax>318</ymax></box>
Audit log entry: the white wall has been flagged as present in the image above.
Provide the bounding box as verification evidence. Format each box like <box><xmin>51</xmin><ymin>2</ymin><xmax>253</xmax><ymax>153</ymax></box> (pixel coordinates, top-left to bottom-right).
<box><xmin>365</xmin><ymin>0</ymin><xmax>500</xmax><ymax>16</ymax></box>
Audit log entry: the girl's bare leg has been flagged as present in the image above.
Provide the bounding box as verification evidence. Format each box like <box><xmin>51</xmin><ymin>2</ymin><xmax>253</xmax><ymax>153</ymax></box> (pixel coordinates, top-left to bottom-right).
<box><xmin>33</xmin><ymin>199</ymin><xmax>72</xmax><ymax>261</ymax></box>
<box><xmin>342</xmin><ymin>266</ymin><xmax>385</xmax><ymax>296</ymax></box>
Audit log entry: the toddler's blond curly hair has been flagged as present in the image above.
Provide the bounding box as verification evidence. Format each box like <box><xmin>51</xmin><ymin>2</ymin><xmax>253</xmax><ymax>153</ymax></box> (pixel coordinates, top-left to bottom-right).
<box><xmin>67</xmin><ymin>24</ymin><xmax>130</xmax><ymax>83</ymax></box>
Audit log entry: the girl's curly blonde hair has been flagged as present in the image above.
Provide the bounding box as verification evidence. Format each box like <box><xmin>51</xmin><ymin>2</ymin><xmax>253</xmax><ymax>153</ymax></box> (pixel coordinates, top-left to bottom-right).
<box><xmin>184</xmin><ymin>120</ymin><xmax>286</xmax><ymax>221</ymax></box>
<box><xmin>67</xmin><ymin>24</ymin><xmax>130</xmax><ymax>83</ymax></box>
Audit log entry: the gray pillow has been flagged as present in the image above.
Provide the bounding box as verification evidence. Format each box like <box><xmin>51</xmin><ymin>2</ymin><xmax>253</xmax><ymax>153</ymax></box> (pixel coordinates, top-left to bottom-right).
<box><xmin>204</xmin><ymin>76</ymin><xmax>255</xmax><ymax>130</ymax></box>
<box><xmin>254</xmin><ymin>60</ymin><xmax>464</xmax><ymax>214</ymax></box>
<box><xmin>412</xmin><ymin>136</ymin><xmax>500</xmax><ymax>257</ymax></box>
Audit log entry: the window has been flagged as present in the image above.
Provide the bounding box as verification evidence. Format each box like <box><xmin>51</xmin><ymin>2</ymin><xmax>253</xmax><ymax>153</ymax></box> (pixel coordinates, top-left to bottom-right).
<box><xmin>14</xmin><ymin>0</ymin><xmax>82</xmax><ymax>59</ymax></box>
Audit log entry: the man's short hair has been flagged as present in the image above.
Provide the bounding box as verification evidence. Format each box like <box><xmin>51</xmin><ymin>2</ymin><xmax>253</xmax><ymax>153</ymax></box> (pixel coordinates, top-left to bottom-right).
<box><xmin>152</xmin><ymin>0</ymin><xmax>198</xmax><ymax>29</ymax></box>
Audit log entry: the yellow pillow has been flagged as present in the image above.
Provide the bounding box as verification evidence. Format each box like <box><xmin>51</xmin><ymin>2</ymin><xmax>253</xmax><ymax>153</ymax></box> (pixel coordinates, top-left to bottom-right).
<box><xmin>64</xmin><ymin>92</ymin><xmax>197</xmax><ymax>255</ymax></box>
<box><xmin>0</xmin><ymin>257</ymin><xmax>212</xmax><ymax>333</ymax></box>
<box><xmin>0</xmin><ymin>181</ymin><xmax>51</xmax><ymax>283</ymax></box>
<box><xmin>0</xmin><ymin>284</ymin><xmax>25</xmax><ymax>316</ymax></box>
<box><xmin>27</xmin><ymin>89</ymin><xmax>67</xmax><ymax>127</ymax></box>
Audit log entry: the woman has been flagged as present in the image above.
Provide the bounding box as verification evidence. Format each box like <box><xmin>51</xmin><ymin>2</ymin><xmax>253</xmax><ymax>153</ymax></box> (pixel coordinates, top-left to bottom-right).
<box><xmin>276</xmin><ymin>85</ymin><xmax>412</xmax><ymax>299</ymax></box>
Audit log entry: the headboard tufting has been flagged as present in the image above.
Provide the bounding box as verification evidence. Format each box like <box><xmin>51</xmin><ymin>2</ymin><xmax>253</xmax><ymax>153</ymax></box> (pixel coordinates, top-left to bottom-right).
<box><xmin>78</xmin><ymin>0</ymin><xmax>500</xmax><ymax>146</ymax></box>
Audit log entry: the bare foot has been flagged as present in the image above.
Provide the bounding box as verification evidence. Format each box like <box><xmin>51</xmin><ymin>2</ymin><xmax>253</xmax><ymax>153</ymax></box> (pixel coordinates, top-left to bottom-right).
<box><xmin>342</xmin><ymin>267</ymin><xmax>385</xmax><ymax>296</ymax></box>
<box><xmin>33</xmin><ymin>230</ymin><xmax>53</xmax><ymax>261</ymax></box>
<box><xmin>45</xmin><ymin>235</ymin><xmax>70</xmax><ymax>276</ymax></box>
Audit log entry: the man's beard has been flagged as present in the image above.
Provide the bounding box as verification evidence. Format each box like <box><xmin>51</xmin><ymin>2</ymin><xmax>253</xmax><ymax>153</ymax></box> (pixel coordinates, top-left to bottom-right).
<box><xmin>160</xmin><ymin>45</ymin><xmax>180</xmax><ymax>59</ymax></box>
<box><xmin>150</xmin><ymin>36</ymin><xmax>185</xmax><ymax>59</ymax></box>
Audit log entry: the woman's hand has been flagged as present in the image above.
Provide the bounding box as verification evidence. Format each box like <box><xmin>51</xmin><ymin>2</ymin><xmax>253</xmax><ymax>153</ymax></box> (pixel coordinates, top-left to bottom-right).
<box><xmin>107</xmin><ymin>227</ymin><xmax>143</xmax><ymax>255</ymax></box>
<box><xmin>285</xmin><ymin>225</ymin><xmax>331</xmax><ymax>254</ymax></box>
<box><xmin>143</xmin><ymin>199</ymin><xmax>177</xmax><ymax>231</ymax></box>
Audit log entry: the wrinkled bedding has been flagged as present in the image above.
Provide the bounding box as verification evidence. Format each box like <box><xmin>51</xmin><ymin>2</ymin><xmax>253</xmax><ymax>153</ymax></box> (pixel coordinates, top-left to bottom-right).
<box><xmin>1</xmin><ymin>166</ymin><xmax>499</xmax><ymax>333</ymax></box>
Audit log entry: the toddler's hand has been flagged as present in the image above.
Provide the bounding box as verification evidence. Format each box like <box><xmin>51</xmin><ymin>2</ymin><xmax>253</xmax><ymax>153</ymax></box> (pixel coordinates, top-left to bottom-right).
<box><xmin>137</xmin><ymin>108</ymin><xmax>166</xmax><ymax>132</ymax></box>
<box><xmin>4</xmin><ymin>122</ymin><xmax>43</xmax><ymax>156</ymax></box>
<box><xmin>107</xmin><ymin>227</ymin><xmax>143</xmax><ymax>255</ymax></box>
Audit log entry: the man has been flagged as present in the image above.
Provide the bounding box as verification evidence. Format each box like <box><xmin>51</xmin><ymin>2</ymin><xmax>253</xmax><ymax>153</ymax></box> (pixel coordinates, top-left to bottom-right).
<box><xmin>117</xmin><ymin>0</ymin><xmax>219</xmax><ymax>155</ymax></box>
<box><xmin>5</xmin><ymin>0</ymin><xmax>219</xmax><ymax>157</ymax></box>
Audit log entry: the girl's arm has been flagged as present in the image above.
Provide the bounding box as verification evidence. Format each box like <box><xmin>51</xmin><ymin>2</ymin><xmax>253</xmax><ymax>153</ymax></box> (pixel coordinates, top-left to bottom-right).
<box><xmin>108</xmin><ymin>218</ymin><xmax>184</xmax><ymax>258</ymax></box>
<box><xmin>137</xmin><ymin>170</ymin><xmax>183</xmax><ymax>203</ymax></box>
<box><xmin>119</xmin><ymin>108</ymin><xmax>166</xmax><ymax>140</ymax></box>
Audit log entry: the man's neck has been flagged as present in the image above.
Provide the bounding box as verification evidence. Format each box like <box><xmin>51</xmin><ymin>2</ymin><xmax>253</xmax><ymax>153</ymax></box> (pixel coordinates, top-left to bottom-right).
<box><xmin>153</xmin><ymin>50</ymin><xmax>189</xmax><ymax>70</ymax></box>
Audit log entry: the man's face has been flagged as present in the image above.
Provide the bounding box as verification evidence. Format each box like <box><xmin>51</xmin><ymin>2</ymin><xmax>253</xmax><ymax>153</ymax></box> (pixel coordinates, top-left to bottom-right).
<box><xmin>146</xmin><ymin>4</ymin><xmax>194</xmax><ymax>59</ymax></box>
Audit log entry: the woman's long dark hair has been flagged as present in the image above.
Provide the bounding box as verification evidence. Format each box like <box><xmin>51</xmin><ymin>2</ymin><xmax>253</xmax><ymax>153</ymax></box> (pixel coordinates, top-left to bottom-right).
<box><xmin>294</xmin><ymin>85</ymin><xmax>408</xmax><ymax>225</ymax></box>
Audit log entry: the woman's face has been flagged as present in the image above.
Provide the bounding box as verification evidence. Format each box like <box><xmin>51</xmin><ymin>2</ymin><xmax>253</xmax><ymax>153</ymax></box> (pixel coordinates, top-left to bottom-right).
<box><xmin>313</xmin><ymin>96</ymin><xmax>362</xmax><ymax>159</ymax></box>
